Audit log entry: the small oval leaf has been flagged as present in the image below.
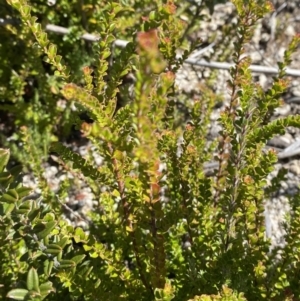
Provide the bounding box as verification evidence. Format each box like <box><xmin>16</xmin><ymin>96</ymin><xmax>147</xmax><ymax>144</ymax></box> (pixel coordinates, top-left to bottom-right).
<box><xmin>39</xmin><ymin>281</ymin><xmax>54</xmax><ymax>296</ymax></box>
<box><xmin>9</xmin><ymin>165</ymin><xmax>23</xmax><ymax>178</ymax></box>
<box><xmin>45</xmin><ymin>244</ymin><xmax>62</xmax><ymax>255</ymax></box>
<box><xmin>1</xmin><ymin>191</ymin><xmax>18</xmax><ymax>203</ymax></box>
<box><xmin>28</xmin><ymin>208</ymin><xmax>40</xmax><ymax>222</ymax></box>
<box><xmin>0</xmin><ymin>171</ymin><xmax>12</xmax><ymax>183</ymax></box>
<box><xmin>37</xmin><ymin>221</ymin><xmax>56</xmax><ymax>239</ymax></box>
<box><xmin>27</xmin><ymin>267</ymin><xmax>39</xmax><ymax>292</ymax></box>
<box><xmin>33</xmin><ymin>223</ymin><xmax>46</xmax><ymax>233</ymax></box>
<box><xmin>16</xmin><ymin>187</ymin><xmax>32</xmax><ymax>198</ymax></box>
<box><xmin>3</xmin><ymin>203</ymin><xmax>15</xmax><ymax>216</ymax></box>
<box><xmin>57</xmin><ymin>260</ymin><xmax>76</xmax><ymax>269</ymax></box>
<box><xmin>19</xmin><ymin>200</ymin><xmax>32</xmax><ymax>210</ymax></box>
<box><xmin>56</xmin><ymin>237</ymin><xmax>69</xmax><ymax>249</ymax></box>
<box><xmin>0</xmin><ymin>148</ymin><xmax>10</xmax><ymax>172</ymax></box>
<box><xmin>71</xmin><ymin>254</ymin><xmax>86</xmax><ymax>265</ymax></box>
<box><xmin>44</xmin><ymin>260</ymin><xmax>54</xmax><ymax>277</ymax></box>
<box><xmin>7</xmin><ymin>288</ymin><xmax>29</xmax><ymax>300</ymax></box>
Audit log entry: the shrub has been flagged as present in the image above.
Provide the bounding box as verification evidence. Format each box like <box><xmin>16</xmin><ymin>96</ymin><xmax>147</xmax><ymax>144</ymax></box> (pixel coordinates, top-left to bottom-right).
<box><xmin>1</xmin><ymin>0</ymin><xmax>300</xmax><ymax>300</ymax></box>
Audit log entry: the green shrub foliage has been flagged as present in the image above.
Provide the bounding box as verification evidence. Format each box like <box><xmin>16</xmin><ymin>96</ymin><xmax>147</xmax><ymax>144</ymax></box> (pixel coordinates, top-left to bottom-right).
<box><xmin>1</xmin><ymin>0</ymin><xmax>300</xmax><ymax>300</ymax></box>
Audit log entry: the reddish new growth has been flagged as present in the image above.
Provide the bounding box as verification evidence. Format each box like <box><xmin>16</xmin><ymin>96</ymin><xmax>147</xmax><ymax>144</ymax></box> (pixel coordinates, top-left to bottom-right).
<box><xmin>164</xmin><ymin>0</ymin><xmax>176</xmax><ymax>15</ymax></box>
<box><xmin>137</xmin><ymin>29</ymin><xmax>160</xmax><ymax>56</ymax></box>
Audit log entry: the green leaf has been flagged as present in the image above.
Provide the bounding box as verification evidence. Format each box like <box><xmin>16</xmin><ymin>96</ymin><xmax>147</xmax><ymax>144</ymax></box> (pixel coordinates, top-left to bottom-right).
<box><xmin>31</xmin><ymin>251</ymin><xmax>43</xmax><ymax>260</ymax></box>
<box><xmin>16</xmin><ymin>187</ymin><xmax>32</xmax><ymax>198</ymax></box>
<box><xmin>33</xmin><ymin>223</ymin><xmax>46</xmax><ymax>233</ymax></box>
<box><xmin>0</xmin><ymin>171</ymin><xmax>12</xmax><ymax>184</ymax></box>
<box><xmin>0</xmin><ymin>148</ymin><xmax>10</xmax><ymax>172</ymax></box>
<box><xmin>39</xmin><ymin>32</ymin><xmax>48</xmax><ymax>47</ymax></box>
<box><xmin>3</xmin><ymin>203</ymin><xmax>15</xmax><ymax>216</ymax></box>
<box><xmin>71</xmin><ymin>254</ymin><xmax>86</xmax><ymax>265</ymax></box>
<box><xmin>61</xmin><ymin>84</ymin><xmax>107</xmax><ymax>124</ymax></box>
<box><xmin>55</xmin><ymin>55</ymin><xmax>62</xmax><ymax>64</ymax></box>
<box><xmin>15</xmin><ymin>208</ymin><xmax>31</xmax><ymax>215</ymax></box>
<box><xmin>7</xmin><ymin>289</ymin><xmax>29</xmax><ymax>300</ymax></box>
<box><xmin>81</xmin><ymin>265</ymin><xmax>93</xmax><ymax>278</ymax></box>
<box><xmin>27</xmin><ymin>267</ymin><xmax>40</xmax><ymax>292</ymax></box>
<box><xmin>101</xmin><ymin>50</ymin><xmax>111</xmax><ymax>60</ymax></box>
<box><xmin>95</xmin><ymin>279</ymin><xmax>101</xmax><ymax>288</ymax></box>
<box><xmin>8</xmin><ymin>190</ymin><xmax>19</xmax><ymax>200</ymax></box>
<box><xmin>50</xmin><ymin>142</ymin><xmax>106</xmax><ymax>182</ymax></box>
<box><xmin>43</xmin><ymin>212</ymin><xmax>56</xmax><ymax>222</ymax></box>
<box><xmin>74</xmin><ymin>227</ymin><xmax>87</xmax><ymax>243</ymax></box>
<box><xmin>57</xmin><ymin>260</ymin><xmax>76</xmax><ymax>269</ymax></box>
<box><xmin>56</xmin><ymin>236</ymin><xmax>69</xmax><ymax>249</ymax></box>
<box><xmin>44</xmin><ymin>260</ymin><xmax>54</xmax><ymax>277</ymax></box>
<box><xmin>9</xmin><ymin>165</ymin><xmax>23</xmax><ymax>177</ymax></box>
<box><xmin>1</xmin><ymin>190</ymin><xmax>18</xmax><ymax>203</ymax></box>
<box><xmin>21</xmin><ymin>5</ymin><xmax>31</xmax><ymax>18</ymax></box>
<box><xmin>18</xmin><ymin>200</ymin><xmax>32</xmax><ymax>210</ymax></box>
<box><xmin>30</xmin><ymin>16</ymin><xmax>38</xmax><ymax>24</ymax></box>
<box><xmin>39</xmin><ymin>281</ymin><xmax>54</xmax><ymax>297</ymax></box>
<box><xmin>37</xmin><ymin>221</ymin><xmax>57</xmax><ymax>239</ymax></box>
<box><xmin>45</xmin><ymin>244</ymin><xmax>62</xmax><ymax>255</ymax></box>
<box><xmin>48</xmin><ymin>43</ymin><xmax>57</xmax><ymax>58</ymax></box>
<box><xmin>28</xmin><ymin>207</ymin><xmax>40</xmax><ymax>222</ymax></box>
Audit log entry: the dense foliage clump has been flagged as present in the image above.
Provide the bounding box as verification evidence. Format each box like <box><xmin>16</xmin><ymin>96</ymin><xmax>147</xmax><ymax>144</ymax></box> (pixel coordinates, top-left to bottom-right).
<box><xmin>1</xmin><ymin>0</ymin><xmax>300</xmax><ymax>300</ymax></box>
